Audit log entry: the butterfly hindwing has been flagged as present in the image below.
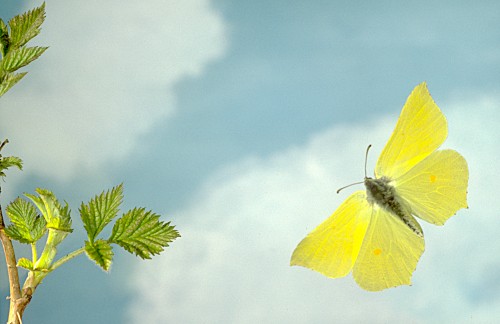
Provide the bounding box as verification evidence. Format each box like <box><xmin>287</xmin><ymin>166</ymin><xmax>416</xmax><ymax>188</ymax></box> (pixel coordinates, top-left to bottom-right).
<box><xmin>394</xmin><ymin>149</ymin><xmax>469</xmax><ymax>225</ymax></box>
<box><xmin>376</xmin><ymin>82</ymin><xmax>447</xmax><ymax>179</ymax></box>
<box><xmin>290</xmin><ymin>191</ymin><xmax>371</xmax><ymax>278</ymax></box>
<box><xmin>353</xmin><ymin>205</ymin><xmax>425</xmax><ymax>291</ymax></box>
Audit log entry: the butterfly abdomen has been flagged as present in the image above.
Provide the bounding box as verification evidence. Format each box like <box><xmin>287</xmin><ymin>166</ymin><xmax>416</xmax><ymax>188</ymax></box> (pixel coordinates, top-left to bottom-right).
<box><xmin>365</xmin><ymin>177</ymin><xmax>423</xmax><ymax>237</ymax></box>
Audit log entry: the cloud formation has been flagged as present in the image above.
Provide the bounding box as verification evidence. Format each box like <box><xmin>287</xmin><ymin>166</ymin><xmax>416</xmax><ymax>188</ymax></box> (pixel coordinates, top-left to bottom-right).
<box><xmin>0</xmin><ymin>0</ymin><xmax>227</xmax><ymax>181</ymax></box>
<box><xmin>127</xmin><ymin>92</ymin><xmax>500</xmax><ymax>323</ymax></box>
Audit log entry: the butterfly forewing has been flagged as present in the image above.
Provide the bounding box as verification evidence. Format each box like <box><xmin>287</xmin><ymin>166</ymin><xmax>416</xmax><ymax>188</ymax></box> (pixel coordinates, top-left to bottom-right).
<box><xmin>290</xmin><ymin>191</ymin><xmax>371</xmax><ymax>278</ymax></box>
<box><xmin>376</xmin><ymin>83</ymin><xmax>447</xmax><ymax>180</ymax></box>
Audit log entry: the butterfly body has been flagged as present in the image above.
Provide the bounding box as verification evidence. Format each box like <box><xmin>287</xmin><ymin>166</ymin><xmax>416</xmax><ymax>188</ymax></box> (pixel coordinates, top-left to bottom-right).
<box><xmin>291</xmin><ymin>82</ymin><xmax>468</xmax><ymax>291</ymax></box>
<box><xmin>365</xmin><ymin>176</ymin><xmax>423</xmax><ymax>238</ymax></box>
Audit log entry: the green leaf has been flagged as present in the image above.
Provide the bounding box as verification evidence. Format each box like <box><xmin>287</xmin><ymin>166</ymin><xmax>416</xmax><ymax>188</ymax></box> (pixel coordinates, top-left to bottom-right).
<box><xmin>1</xmin><ymin>46</ymin><xmax>47</xmax><ymax>72</ymax></box>
<box><xmin>8</xmin><ymin>2</ymin><xmax>46</xmax><ymax>49</ymax></box>
<box><xmin>85</xmin><ymin>240</ymin><xmax>113</xmax><ymax>271</ymax></box>
<box><xmin>17</xmin><ymin>258</ymin><xmax>34</xmax><ymax>271</ymax></box>
<box><xmin>0</xmin><ymin>155</ymin><xmax>23</xmax><ymax>177</ymax></box>
<box><xmin>80</xmin><ymin>184</ymin><xmax>123</xmax><ymax>242</ymax></box>
<box><xmin>0</xmin><ymin>72</ymin><xmax>26</xmax><ymax>97</ymax></box>
<box><xmin>25</xmin><ymin>188</ymin><xmax>73</xmax><ymax>232</ymax></box>
<box><xmin>0</xmin><ymin>19</ymin><xmax>8</xmax><ymax>56</ymax></box>
<box><xmin>110</xmin><ymin>208</ymin><xmax>180</xmax><ymax>259</ymax></box>
<box><xmin>4</xmin><ymin>198</ymin><xmax>46</xmax><ymax>243</ymax></box>
<box><xmin>26</xmin><ymin>189</ymin><xmax>73</xmax><ymax>271</ymax></box>
<box><xmin>0</xmin><ymin>4</ymin><xmax>47</xmax><ymax>97</ymax></box>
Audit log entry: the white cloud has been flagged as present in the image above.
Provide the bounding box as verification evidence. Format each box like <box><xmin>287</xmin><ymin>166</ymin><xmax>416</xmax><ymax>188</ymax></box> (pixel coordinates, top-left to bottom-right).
<box><xmin>0</xmin><ymin>0</ymin><xmax>227</xmax><ymax>181</ymax></box>
<box><xmin>126</xmin><ymin>92</ymin><xmax>500</xmax><ymax>323</ymax></box>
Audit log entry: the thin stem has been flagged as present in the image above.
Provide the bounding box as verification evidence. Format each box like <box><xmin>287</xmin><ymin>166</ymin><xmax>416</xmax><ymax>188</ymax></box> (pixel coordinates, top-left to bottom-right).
<box><xmin>18</xmin><ymin>249</ymin><xmax>85</xmax><ymax>308</ymax></box>
<box><xmin>31</xmin><ymin>243</ymin><xmax>38</xmax><ymax>265</ymax></box>
<box><xmin>50</xmin><ymin>247</ymin><xmax>85</xmax><ymax>272</ymax></box>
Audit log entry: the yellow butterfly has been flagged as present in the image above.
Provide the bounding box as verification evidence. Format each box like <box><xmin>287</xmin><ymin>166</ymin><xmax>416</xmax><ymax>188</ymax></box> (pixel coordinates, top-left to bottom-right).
<box><xmin>290</xmin><ymin>82</ymin><xmax>469</xmax><ymax>291</ymax></box>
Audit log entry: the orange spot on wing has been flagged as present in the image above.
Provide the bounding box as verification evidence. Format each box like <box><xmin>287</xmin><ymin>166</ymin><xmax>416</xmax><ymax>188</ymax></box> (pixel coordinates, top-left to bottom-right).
<box><xmin>430</xmin><ymin>174</ymin><xmax>437</xmax><ymax>183</ymax></box>
<box><xmin>373</xmin><ymin>248</ymin><xmax>382</xmax><ymax>256</ymax></box>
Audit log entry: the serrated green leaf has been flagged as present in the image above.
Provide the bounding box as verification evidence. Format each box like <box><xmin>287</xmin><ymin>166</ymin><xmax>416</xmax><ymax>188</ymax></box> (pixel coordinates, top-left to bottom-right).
<box><xmin>3</xmin><ymin>225</ymin><xmax>25</xmax><ymax>242</ymax></box>
<box><xmin>0</xmin><ymin>155</ymin><xmax>23</xmax><ymax>176</ymax></box>
<box><xmin>110</xmin><ymin>208</ymin><xmax>180</xmax><ymax>259</ymax></box>
<box><xmin>80</xmin><ymin>184</ymin><xmax>123</xmax><ymax>242</ymax></box>
<box><xmin>0</xmin><ymin>72</ymin><xmax>27</xmax><ymax>97</ymax></box>
<box><xmin>85</xmin><ymin>240</ymin><xmax>114</xmax><ymax>271</ymax></box>
<box><xmin>5</xmin><ymin>198</ymin><xmax>46</xmax><ymax>243</ymax></box>
<box><xmin>25</xmin><ymin>188</ymin><xmax>73</xmax><ymax>232</ymax></box>
<box><xmin>2</xmin><ymin>46</ymin><xmax>47</xmax><ymax>72</ymax></box>
<box><xmin>17</xmin><ymin>258</ymin><xmax>34</xmax><ymax>270</ymax></box>
<box><xmin>0</xmin><ymin>19</ymin><xmax>8</xmax><ymax>56</ymax></box>
<box><xmin>8</xmin><ymin>3</ymin><xmax>45</xmax><ymax>49</ymax></box>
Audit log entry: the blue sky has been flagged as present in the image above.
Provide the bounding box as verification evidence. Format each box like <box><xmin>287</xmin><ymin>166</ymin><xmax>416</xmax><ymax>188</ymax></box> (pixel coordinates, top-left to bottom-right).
<box><xmin>0</xmin><ymin>0</ymin><xmax>499</xmax><ymax>323</ymax></box>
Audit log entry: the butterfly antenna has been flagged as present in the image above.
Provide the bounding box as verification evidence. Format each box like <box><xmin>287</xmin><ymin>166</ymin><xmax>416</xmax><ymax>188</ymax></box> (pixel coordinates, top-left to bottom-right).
<box><xmin>364</xmin><ymin>144</ymin><xmax>372</xmax><ymax>179</ymax></box>
<box><xmin>336</xmin><ymin>181</ymin><xmax>363</xmax><ymax>194</ymax></box>
<box><xmin>336</xmin><ymin>144</ymin><xmax>372</xmax><ymax>194</ymax></box>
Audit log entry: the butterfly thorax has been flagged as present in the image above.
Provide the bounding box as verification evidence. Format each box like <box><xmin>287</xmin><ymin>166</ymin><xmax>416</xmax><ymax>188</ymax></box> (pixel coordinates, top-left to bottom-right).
<box><xmin>364</xmin><ymin>176</ymin><xmax>423</xmax><ymax>237</ymax></box>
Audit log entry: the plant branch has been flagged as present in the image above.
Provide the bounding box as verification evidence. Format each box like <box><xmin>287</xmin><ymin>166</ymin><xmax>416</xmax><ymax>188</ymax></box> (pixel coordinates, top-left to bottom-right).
<box><xmin>0</xmin><ymin>201</ymin><xmax>23</xmax><ymax>324</ymax></box>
